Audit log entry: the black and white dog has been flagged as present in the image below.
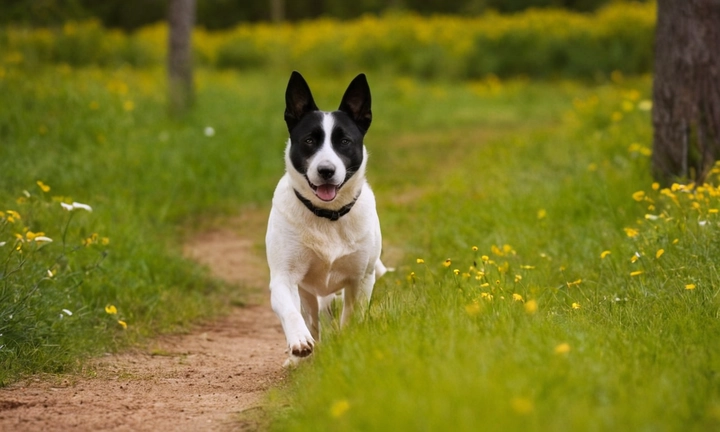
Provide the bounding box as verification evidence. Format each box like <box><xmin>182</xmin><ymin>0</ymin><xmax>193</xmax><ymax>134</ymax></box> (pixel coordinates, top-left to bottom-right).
<box><xmin>266</xmin><ymin>71</ymin><xmax>387</xmax><ymax>365</ymax></box>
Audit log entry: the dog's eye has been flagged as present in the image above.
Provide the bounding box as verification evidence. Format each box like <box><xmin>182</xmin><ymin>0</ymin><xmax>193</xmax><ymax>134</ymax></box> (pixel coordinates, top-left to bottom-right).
<box><xmin>340</xmin><ymin>138</ymin><xmax>352</xmax><ymax>146</ymax></box>
<box><xmin>304</xmin><ymin>137</ymin><xmax>315</xmax><ymax>146</ymax></box>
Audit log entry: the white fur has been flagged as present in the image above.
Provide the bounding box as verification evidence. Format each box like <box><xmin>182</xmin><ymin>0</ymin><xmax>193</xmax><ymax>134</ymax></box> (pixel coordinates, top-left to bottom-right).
<box><xmin>266</xmin><ymin>129</ymin><xmax>387</xmax><ymax>365</ymax></box>
<box><xmin>304</xmin><ymin>114</ymin><xmax>346</xmax><ymax>190</ymax></box>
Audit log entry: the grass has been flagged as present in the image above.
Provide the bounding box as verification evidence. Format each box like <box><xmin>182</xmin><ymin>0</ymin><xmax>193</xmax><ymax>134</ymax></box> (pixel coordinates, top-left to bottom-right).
<box><xmin>2</xmin><ymin>60</ymin><xmax>719</xmax><ymax>431</ymax></box>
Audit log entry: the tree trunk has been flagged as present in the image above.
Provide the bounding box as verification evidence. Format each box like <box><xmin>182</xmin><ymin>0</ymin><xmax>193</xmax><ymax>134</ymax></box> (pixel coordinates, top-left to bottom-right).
<box><xmin>270</xmin><ymin>0</ymin><xmax>285</xmax><ymax>22</ymax></box>
<box><xmin>651</xmin><ymin>0</ymin><xmax>720</xmax><ymax>185</ymax></box>
<box><xmin>168</xmin><ymin>0</ymin><xmax>195</xmax><ymax>116</ymax></box>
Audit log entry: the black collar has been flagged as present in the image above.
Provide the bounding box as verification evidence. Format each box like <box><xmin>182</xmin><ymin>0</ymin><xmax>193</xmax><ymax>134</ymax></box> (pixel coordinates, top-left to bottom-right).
<box><xmin>293</xmin><ymin>189</ymin><xmax>361</xmax><ymax>221</ymax></box>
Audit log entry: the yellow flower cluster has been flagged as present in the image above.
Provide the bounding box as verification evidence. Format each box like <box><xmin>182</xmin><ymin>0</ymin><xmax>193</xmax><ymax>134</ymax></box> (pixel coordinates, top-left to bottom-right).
<box><xmin>601</xmin><ymin>163</ymin><xmax>720</xmax><ymax>288</ymax></box>
<box><xmin>1</xmin><ymin>3</ymin><xmax>656</xmax><ymax>80</ymax></box>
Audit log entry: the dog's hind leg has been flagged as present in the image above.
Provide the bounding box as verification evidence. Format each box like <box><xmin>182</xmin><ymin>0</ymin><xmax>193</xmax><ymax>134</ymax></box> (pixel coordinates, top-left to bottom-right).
<box><xmin>298</xmin><ymin>287</ymin><xmax>320</xmax><ymax>341</ymax></box>
<box><xmin>341</xmin><ymin>272</ymin><xmax>375</xmax><ymax>327</ymax></box>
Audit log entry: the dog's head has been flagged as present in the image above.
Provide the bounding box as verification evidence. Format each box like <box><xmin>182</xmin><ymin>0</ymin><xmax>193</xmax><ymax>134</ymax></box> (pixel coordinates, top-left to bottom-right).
<box><xmin>283</xmin><ymin>71</ymin><xmax>372</xmax><ymax>204</ymax></box>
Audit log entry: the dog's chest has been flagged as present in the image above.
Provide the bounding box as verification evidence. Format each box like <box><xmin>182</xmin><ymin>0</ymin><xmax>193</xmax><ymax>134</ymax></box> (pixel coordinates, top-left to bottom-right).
<box><xmin>298</xmin><ymin>229</ymin><xmax>370</xmax><ymax>295</ymax></box>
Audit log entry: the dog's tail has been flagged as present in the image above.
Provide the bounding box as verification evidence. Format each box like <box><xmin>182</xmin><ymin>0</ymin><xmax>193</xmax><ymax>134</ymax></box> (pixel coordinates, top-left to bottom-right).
<box><xmin>375</xmin><ymin>260</ymin><xmax>393</xmax><ymax>279</ymax></box>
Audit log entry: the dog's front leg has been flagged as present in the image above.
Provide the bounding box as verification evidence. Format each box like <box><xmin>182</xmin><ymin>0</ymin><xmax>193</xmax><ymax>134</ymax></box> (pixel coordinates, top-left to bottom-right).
<box><xmin>270</xmin><ymin>278</ymin><xmax>315</xmax><ymax>358</ymax></box>
<box><xmin>341</xmin><ymin>271</ymin><xmax>375</xmax><ymax>327</ymax></box>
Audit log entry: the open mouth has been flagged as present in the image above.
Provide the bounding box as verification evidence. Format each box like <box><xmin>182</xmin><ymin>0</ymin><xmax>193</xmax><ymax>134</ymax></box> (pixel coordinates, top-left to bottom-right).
<box><xmin>306</xmin><ymin>177</ymin><xmax>341</xmax><ymax>202</ymax></box>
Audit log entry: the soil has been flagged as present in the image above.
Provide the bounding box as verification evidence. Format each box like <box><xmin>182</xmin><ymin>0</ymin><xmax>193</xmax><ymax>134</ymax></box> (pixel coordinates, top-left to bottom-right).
<box><xmin>0</xmin><ymin>208</ymin><xmax>289</xmax><ymax>431</ymax></box>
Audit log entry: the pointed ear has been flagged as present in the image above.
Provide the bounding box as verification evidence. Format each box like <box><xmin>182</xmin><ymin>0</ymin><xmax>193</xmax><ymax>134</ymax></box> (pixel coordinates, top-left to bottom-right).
<box><xmin>338</xmin><ymin>73</ymin><xmax>372</xmax><ymax>134</ymax></box>
<box><xmin>285</xmin><ymin>71</ymin><xmax>319</xmax><ymax>132</ymax></box>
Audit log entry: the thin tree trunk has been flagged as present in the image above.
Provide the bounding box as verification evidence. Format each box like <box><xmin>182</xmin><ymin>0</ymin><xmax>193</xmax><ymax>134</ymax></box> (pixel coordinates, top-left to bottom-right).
<box><xmin>651</xmin><ymin>0</ymin><xmax>720</xmax><ymax>185</ymax></box>
<box><xmin>168</xmin><ymin>0</ymin><xmax>195</xmax><ymax>116</ymax></box>
<box><xmin>270</xmin><ymin>0</ymin><xmax>285</xmax><ymax>22</ymax></box>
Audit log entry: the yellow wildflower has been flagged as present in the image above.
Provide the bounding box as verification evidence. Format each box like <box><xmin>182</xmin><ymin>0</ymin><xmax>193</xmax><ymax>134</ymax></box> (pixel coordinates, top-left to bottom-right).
<box><xmin>632</xmin><ymin>190</ymin><xmax>645</xmax><ymax>202</ymax></box>
<box><xmin>416</xmin><ymin>258</ymin><xmax>424</xmax><ymax>264</ymax></box>
<box><xmin>685</xmin><ymin>284</ymin><xmax>696</xmax><ymax>290</ymax></box>
<box><xmin>117</xmin><ymin>320</ymin><xmax>127</xmax><ymax>329</ymax></box>
<box><xmin>600</xmin><ymin>250</ymin><xmax>611</xmax><ymax>259</ymax></box>
<box><xmin>656</xmin><ymin>249</ymin><xmax>664</xmax><ymax>259</ymax></box>
<box><xmin>36</xmin><ymin>180</ymin><xmax>51</xmax><ymax>192</ymax></box>
<box><xmin>105</xmin><ymin>304</ymin><xmax>118</xmax><ymax>315</ymax></box>
<box><xmin>524</xmin><ymin>299</ymin><xmax>538</xmax><ymax>314</ymax></box>
<box><xmin>330</xmin><ymin>399</ymin><xmax>350</xmax><ymax>418</ymax></box>
<box><xmin>571</xmin><ymin>302</ymin><xmax>581</xmax><ymax>309</ymax></box>
<box><xmin>514</xmin><ymin>275</ymin><xmax>522</xmax><ymax>283</ymax></box>
<box><xmin>554</xmin><ymin>343</ymin><xmax>571</xmax><ymax>354</ymax></box>
<box><xmin>465</xmin><ymin>302</ymin><xmax>481</xmax><ymax>316</ymax></box>
<box><xmin>471</xmin><ymin>246</ymin><xmax>478</xmax><ymax>252</ymax></box>
<box><xmin>537</xmin><ymin>209</ymin><xmax>547</xmax><ymax>219</ymax></box>
<box><xmin>25</xmin><ymin>231</ymin><xmax>45</xmax><ymax>241</ymax></box>
<box><xmin>443</xmin><ymin>259</ymin><xmax>452</xmax><ymax>267</ymax></box>
<box><xmin>512</xmin><ymin>293</ymin><xmax>524</xmax><ymax>302</ymax></box>
<box><xmin>630</xmin><ymin>270</ymin><xmax>644</xmax><ymax>277</ymax></box>
<box><xmin>624</xmin><ymin>227</ymin><xmax>639</xmax><ymax>238</ymax></box>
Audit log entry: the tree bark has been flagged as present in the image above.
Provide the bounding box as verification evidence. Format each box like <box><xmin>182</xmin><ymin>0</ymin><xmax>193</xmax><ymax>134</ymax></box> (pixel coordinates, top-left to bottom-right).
<box><xmin>651</xmin><ymin>0</ymin><xmax>720</xmax><ymax>185</ymax></box>
<box><xmin>270</xmin><ymin>0</ymin><xmax>285</xmax><ymax>22</ymax></box>
<box><xmin>168</xmin><ymin>0</ymin><xmax>195</xmax><ymax>116</ymax></box>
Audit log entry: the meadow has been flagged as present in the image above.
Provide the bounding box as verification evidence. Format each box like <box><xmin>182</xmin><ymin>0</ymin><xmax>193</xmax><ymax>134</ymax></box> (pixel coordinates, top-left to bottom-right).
<box><xmin>2</xmin><ymin>3</ymin><xmax>720</xmax><ymax>430</ymax></box>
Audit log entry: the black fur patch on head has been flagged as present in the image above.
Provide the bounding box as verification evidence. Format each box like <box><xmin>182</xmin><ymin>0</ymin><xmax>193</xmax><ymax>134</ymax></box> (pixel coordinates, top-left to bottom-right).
<box><xmin>338</xmin><ymin>73</ymin><xmax>372</xmax><ymax>134</ymax></box>
<box><xmin>330</xmin><ymin>111</ymin><xmax>365</xmax><ymax>181</ymax></box>
<box><xmin>285</xmin><ymin>71</ymin><xmax>318</xmax><ymax>133</ymax></box>
<box><xmin>288</xmin><ymin>111</ymin><xmax>325</xmax><ymax>175</ymax></box>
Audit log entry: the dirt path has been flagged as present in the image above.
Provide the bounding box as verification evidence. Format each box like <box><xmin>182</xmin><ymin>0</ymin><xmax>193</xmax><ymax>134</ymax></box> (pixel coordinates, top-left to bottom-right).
<box><xmin>0</xmin><ymin>209</ymin><xmax>288</xmax><ymax>431</ymax></box>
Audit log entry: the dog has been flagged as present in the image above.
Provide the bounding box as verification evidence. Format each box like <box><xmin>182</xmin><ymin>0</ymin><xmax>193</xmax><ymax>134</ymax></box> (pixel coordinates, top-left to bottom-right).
<box><xmin>266</xmin><ymin>71</ymin><xmax>387</xmax><ymax>365</ymax></box>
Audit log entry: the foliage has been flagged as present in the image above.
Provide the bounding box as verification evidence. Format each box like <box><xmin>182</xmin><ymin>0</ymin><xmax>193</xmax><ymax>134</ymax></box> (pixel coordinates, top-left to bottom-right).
<box><xmin>0</xmin><ymin>0</ymin><xmax>646</xmax><ymax>29</ymax></box>
<box><xmin>0</xmin><ymin>2</ymin><xmax>656</xmax><ymax>80</ymax></box>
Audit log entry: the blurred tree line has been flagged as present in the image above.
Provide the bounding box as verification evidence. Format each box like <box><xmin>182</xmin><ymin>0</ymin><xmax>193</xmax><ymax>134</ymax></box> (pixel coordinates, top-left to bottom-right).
<box><xmin>2</xmin><ymin>0</ymin><xmax>648</xmax><ymax>29</ymax></box>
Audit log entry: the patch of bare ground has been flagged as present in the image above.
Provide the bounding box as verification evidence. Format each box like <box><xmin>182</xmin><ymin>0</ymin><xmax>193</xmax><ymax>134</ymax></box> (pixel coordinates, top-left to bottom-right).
<box><xmin>0</xmin><ymin>207</ymin><xmax>287</xmax><ymax>432</ymax></box>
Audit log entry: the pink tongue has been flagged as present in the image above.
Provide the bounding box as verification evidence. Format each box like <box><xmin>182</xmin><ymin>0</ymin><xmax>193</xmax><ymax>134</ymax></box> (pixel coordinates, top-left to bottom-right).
<box><xmin>316</xmin><ymin>184</ymin><xmax>338</xmax><ymax>201</ymax></box>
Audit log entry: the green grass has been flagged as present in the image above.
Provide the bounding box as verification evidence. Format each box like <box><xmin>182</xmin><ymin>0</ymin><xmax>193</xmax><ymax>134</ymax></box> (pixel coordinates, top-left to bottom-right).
<box><xmin>2</xmin><ymin>62</ymin><xmax>719</xmax><ymax>431</ymax></box>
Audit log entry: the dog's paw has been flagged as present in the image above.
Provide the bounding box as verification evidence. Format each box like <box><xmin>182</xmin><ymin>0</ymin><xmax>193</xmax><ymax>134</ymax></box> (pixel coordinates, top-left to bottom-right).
<box><xmin>289</xmin><ymin>340</ymin><xmax>314</xmax><ymax>358</ymax></box>
<box><xmin>282</xmin><ymin>339</ymin><xmax>314</xmax><ymax>368</ymax></box>
<box><xmin>285</xmin><ymin>327</ymin><xmax>315</xmax><ymax>359</ymax></box>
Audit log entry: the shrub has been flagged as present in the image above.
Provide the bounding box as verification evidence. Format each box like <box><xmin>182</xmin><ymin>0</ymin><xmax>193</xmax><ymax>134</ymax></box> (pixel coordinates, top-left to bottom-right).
<box><xmin>0</xmin><ymin>2</ymin><xmax>656</xmax><ymax>80</ymax></box>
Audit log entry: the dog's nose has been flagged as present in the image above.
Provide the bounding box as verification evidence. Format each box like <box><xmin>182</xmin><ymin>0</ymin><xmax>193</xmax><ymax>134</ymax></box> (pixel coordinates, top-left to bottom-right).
<box><xmin>318</xmin><ymin>165</ymin><xmax>335</xmax><ymax>180</ymax></box>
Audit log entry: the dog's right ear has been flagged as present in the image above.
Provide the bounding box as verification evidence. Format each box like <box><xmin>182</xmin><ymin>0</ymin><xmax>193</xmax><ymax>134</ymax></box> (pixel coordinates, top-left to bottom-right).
<box><xmin>284</xmin><ymin>71</ymin><xmax>319</xmax><ymax>132</ymax></box>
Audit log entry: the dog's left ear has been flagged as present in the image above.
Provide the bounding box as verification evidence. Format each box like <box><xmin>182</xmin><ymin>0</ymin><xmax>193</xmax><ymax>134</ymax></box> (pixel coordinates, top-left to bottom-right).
<box><xmin>338</xmin><ymin>73</ymin><xmax>372</xmax><ymax>134</ymax></box>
